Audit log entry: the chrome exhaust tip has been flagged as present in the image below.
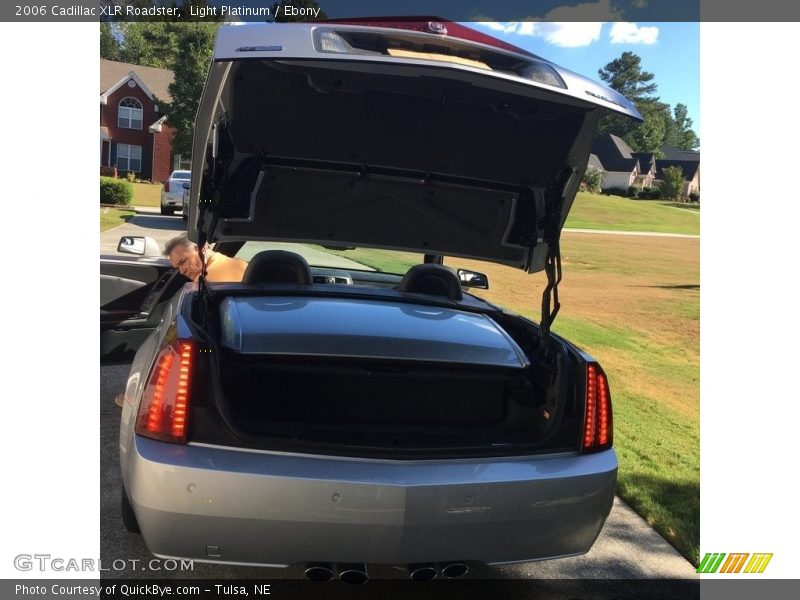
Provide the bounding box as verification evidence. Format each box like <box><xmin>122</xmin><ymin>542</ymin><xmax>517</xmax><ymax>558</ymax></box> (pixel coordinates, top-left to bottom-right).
<box><xmin>338</xmin><ymin>563</ymin><xmax>368</xmax><ymax>584</ymax></box>
<box><xmin>440</xmin><ymin>562</ymin><xmax>469</xmax><ymax>579</ymax></box>
<box><xmin>409</xmin><ymin>564</ymin><xmax>438</xmax><ymax>582</ymax></box>
<box><xmin>304</xmin><ymin>563</ymin><xmax>334</xmax><ymax>582</ymax></box>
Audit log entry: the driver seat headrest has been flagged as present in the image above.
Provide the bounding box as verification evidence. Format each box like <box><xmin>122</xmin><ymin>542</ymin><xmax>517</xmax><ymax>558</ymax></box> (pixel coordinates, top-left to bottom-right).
<box><xmin>242</xmin><ymin>250</ymin><xmax>312</xmax><ymax>285</ymax></box>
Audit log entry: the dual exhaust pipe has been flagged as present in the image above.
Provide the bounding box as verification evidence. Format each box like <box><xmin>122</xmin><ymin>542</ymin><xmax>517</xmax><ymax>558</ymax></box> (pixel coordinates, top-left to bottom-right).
<box><xmin>304</xmin><ymin>561</ymin><xmax>469</xmax><ymax>583</ymax></box>
<box><xmin>410</xmin><ymin>562</ymin><xmax>469</xmax><ymax>581</ymax></box>
<box><xmin>304</xmin><ymin>563</ymin><xmax>368</xmax><ymax>584</ymax></box>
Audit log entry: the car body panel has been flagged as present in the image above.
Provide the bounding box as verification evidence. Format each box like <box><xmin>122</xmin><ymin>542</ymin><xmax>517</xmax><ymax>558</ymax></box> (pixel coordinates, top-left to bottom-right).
<box><xmin>123</xmin><ymin>434</ymin><xmax>616</xmax><ymax>566</ymax></box>
<box><xmin>100</xmin><ymin>256</ymin><xmax>178</xmax><ymax>363</ymax></box>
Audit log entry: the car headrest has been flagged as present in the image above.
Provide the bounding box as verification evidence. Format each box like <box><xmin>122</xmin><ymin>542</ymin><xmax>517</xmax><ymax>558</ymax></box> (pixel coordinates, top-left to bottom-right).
<box><xmin>398</xmin><ymin>264</ymin><xmax>463</xmax><ymax>300</ymax></box>
<box><xmin>242</xmin><ymin>250</ymin><xmax>312</xmax><ymax>285</ymax></box>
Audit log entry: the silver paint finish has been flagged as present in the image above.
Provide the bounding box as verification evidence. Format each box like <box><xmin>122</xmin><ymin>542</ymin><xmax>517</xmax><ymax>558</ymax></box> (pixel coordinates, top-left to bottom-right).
<box><xmin>212</xmin><ymin>23</ymin><xmax>641</xmax><ymax>120</ymax></box>
<box><xmin>219</xmin><ymin>296</ymin><xmax>530</xmax><ymax>368</ymax></box>
<box><xmin>126</xmin><ymin>436</ymin><xmax>617</xmax><ymax>566</ymax></box>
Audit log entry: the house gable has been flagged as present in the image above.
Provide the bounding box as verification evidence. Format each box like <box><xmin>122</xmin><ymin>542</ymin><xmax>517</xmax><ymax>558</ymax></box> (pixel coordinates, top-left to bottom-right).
<box><xmin>592</xmin><ymin>134</ymin><xmax>639</xmax><ymax>173</ymax></box>
<box><xmin>100</xmin><ymin>61</ymin><xmax>177</xmax><ymax>181</ymax></box>
<box><xmin>100</xmin><ymin>71</ymin><xmax>158</xmax><ymax>106</ymax></box>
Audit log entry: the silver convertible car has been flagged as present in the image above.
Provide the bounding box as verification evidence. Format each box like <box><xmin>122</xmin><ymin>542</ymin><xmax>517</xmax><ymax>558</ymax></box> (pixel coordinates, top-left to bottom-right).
<box><xmin>108</xmin><ymin>19</ymin><xmax>640</xmax><ymax>581</ymax></box>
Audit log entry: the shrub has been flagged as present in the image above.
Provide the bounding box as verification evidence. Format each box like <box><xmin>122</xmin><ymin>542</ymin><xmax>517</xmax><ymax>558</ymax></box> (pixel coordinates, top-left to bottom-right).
<box><xmin>646</xmin><ymin>188</ymin><xmax>662</xmax><ymax>200</ymax></box>
<box><xmin>627</xmin><ymin>185</ymin><xmax>641</xmax><ymax>198</ymax></box>
<box><xmin>604</xmin><ymin>187</ymin><xmax>628</xmax><ymax>197</ymax></box>
<box><xmin>689</xmin><ymin>192</ymin><xmax>700</xmax><ymax>203</ymax></box>
<box><xmin>660</xmin><ymin>166</ymin><xmax>685</xmax><ymax>201</ymax></box>
<box><xmin>100</xmin><ymin>177</ymin><xmax>133</xmax><ymax>205</ymax></box>
<box><xmin>582</xmin><ymin>167</ymin><xmax>603</xmax><ymax>194</ymax></box>
<box><xmin>100</xmin><ymin>166</ymin><xmax>117</xmax><ymax>178</ymax></box>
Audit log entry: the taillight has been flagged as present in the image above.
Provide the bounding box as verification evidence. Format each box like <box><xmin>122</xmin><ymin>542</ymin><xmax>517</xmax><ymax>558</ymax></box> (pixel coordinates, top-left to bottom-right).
<box><xmin>135</xmin><ymin>340</ymin><xmax>194</xmax><ymax>444</ymax></box>
<box><xmin>164</xmin><ymin>181</ymin><xmax>170</xmax><ymax>193</ymax></box>
<box><xmin>581</xmin><ymin>362</ymin><xmax>613</xmax><ymax>453</ymax></box>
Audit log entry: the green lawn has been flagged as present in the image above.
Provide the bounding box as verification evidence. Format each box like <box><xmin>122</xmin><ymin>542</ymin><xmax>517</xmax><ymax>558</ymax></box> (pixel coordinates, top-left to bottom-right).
<box><xmin>565</xmin><ymin>192</ymin><xmax>700</xmax><ymax>235</ymax></box>
<box><xmin>100</xmin><ymin>207</ymin><xmax>135</xmax><ymax>232</ymax></box>
<box><xmin>551</xmin><ymin>315</ymin><xmax>699</xmax><ymax>563</ymax></box>
<box><xmin>308</xmin><ymin>245</ymin><xmax>421</xmax><ymax>274</ymax></box>
<box><xmin>131</xmin><ymin>182</ymin><xmax>163</xmax><ymax>208</ymax></box>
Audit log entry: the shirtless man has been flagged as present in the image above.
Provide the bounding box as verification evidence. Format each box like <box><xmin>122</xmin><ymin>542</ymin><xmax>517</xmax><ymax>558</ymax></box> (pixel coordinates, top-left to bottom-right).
<box><xmin>164</xmin><ymin>234</ymin><xmax>247</xmax><ymax>282</ymax></box>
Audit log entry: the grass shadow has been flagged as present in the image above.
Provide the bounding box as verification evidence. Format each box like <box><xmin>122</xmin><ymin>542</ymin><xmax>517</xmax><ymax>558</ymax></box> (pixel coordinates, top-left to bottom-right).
<box><xmin>643</xmin><ymin>284</ymin><xmax>700</xmax><ymax>291</ymax></box>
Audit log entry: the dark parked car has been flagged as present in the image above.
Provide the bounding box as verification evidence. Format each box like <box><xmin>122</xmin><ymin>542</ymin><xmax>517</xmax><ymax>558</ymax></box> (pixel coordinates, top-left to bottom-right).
<box><xmin>102</xmin><ymin>20</ymin><xmax>641</xmax><ymax>581</ymax></box>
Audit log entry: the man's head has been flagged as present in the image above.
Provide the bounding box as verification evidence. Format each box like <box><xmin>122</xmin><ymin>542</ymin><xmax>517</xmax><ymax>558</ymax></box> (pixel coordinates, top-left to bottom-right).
<box><xmin>164</xmin><ymin>234</ymin><xmax>204</xmax><ymax>281</ymax></box>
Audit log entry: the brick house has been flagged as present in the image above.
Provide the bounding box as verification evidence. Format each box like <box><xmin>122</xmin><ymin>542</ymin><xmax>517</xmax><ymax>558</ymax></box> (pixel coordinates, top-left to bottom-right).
<box><xmin>100</xmin><ymin>59</ymin><xmax>185</xmax><ymax>183</ymax></box>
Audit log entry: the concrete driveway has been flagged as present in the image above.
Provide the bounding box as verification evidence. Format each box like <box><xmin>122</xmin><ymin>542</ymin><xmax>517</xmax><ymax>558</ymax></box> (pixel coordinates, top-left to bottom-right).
<box><xmin>101</xmin><ymin>362</ymin><xmax>696</xmax><ymax>581</ymax></box>
<box><xmin>100</xmin><ymin>210</ymin><xmax>186</xmax><ymax>255</ymax></box>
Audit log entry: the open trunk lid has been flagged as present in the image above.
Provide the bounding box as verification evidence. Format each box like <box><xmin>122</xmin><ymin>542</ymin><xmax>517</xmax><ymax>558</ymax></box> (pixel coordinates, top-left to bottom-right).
<box><xmin>188</xmin><ymin>22</ymin><xmax>640</xmax><ymax>273</ymax></box>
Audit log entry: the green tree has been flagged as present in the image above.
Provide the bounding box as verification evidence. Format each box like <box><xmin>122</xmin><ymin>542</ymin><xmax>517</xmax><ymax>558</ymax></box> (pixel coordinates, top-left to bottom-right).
<box><xmin>100</xmin><ymin>22</ymin><xmax>122</xmax><ymax>61</ymax></box>
<box><xmin>660</xmin><ymin>166</ymin><xmax>685</xmax><ymax>201</ymax></box>
<box><xmin>670</xmin><ymin>103</ymin><xmax>700</xmax><ymax>151</ymax></box>
<box><xmin>626</xmin><ymin>101</ymin><xmax>669</xmax><ymax>155</ymax></box>
<box><xmin>597</xmin><ymin>52</ymin><xmax>661</xmax><ymax>144</ymax></box>
<box><xmin>111</xmin><ymin>3</ymin><xmax>214</xmax><ymax>67</ymax></box>
<box><xmin>118</xmin><ymin>21</ymin><xmax>180</xmax><ymax>68</ymax></box>
<box><xmin>272</xmin><ymin>0</ymin><xmax>327</xmax><ymax>22</ymax></box>
<box><xmin>160</xmin><ymin>22</ymin><xmax>220</xmax><ymax>156</ymax></box>
<box><xmin>598</xmin><ymin>51</ymin><xmax>658</xmax><ymax>101</ymax></box>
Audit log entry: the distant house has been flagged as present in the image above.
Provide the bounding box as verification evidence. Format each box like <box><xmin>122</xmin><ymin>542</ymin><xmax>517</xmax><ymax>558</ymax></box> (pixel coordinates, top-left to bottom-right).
<box><xmin>100</xmin><ymin>59</ymin><xmax>187</xmax><ymax>183</ymax></box>
<box><xmin>591</xmin><ymin>134</ymin><xmax>655</xmax><ymax>191</ymax></box>
<box><xmin>660</xmin><ymin>144</ymin><xmax>700</xmax><ymax>162</ymax></box>
<box><xmin>655</xmin><ymin>159</ymin><xmax>700</xmax><ymax>198</ymax></box>
<box><xmin>656</xmin><ymin>144</ymin><xmax>700</xmax><ymax>198</ymax></box>
<box><xmin>582</xmin><ymin>153</ymin><xmax>605</xmax><ymax>191</ymax></box>
<box><xmin>587</xmin><ymin>153</ymin><xmax>605</xmax><ymax>173</ymax></box>
<box><xmin>592</xmin><ymin>135</ymin><xmax>701</xmax><ymax>198</ymax></box>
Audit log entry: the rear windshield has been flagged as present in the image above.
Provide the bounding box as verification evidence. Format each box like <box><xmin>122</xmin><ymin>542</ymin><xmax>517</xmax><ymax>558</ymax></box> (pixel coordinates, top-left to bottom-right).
<box><xmin>235</xmin><ymin>242</ymin><xmax>423</xmax><ymax>275</ymax></box>
<box><xmin>171</xmin><ymin>171</ymin><xmax>191</xmax><ymax>179</ymax></box>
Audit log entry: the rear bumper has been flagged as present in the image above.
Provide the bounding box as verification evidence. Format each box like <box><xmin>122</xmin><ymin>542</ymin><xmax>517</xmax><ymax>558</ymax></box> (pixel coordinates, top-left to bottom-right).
<box><xmin>126</xmin><ymin>437</ymin><xmax>617</xmax><ymax>566</ymax></box>
<box><xmin>161</xmin><ymin>192</ymin><xmax>183</xmax><ymax>206</ymax></box>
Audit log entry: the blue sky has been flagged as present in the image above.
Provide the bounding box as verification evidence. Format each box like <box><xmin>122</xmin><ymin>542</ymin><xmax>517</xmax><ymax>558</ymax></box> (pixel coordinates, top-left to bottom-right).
<box><xmin>471</xmin><ymin>22</ymin><xmax>700</xmax><ymax>134</ymax></box>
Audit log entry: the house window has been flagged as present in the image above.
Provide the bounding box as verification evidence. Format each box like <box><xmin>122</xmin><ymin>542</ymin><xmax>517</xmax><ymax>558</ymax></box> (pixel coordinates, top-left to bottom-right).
<box><xmin>118</xmin><ymin>97</ymin><xmax>143</xmax><ymax>129</ymax></box>
<box><xmin>116</xmin><ymin>143</ymin><xmax>142</xmax><ymax>172</ymax></box>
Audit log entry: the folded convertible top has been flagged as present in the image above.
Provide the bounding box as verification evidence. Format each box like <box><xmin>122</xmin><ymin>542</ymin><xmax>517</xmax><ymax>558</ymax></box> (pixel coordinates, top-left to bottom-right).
<box><xmin>219</xmin><ymin>296</ymin><xmax>530</xmax><ymax>369</ymax></box>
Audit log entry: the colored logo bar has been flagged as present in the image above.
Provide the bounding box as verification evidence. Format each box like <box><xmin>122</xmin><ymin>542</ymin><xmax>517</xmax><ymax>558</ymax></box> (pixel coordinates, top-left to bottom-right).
<box><xmin>697</xmin><ymin>553</ymin><xmax>773</xmax><ymax>574</ymax></box>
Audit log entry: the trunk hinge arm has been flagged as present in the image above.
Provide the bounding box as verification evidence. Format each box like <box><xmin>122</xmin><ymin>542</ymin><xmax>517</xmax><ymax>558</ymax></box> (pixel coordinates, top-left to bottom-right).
<box><xmin>537</xmin><ymin>179</ymin><xmax>567</xmax><ymax>353</ymax></box>
<box><xmin>539</xmin><ymin>235</ymin><xmax>562</xmax><ymax>344</ymax></box>
<box><xmin>195</xmin><ymin>213</ymin><xmax>219</xmax><ymax>323</ymax></box>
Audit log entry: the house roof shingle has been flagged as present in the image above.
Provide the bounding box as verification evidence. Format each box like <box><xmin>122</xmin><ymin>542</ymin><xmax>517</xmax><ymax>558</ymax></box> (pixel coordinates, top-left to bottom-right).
<box><xmin>100</xmin><ymin>59</ymin><xmax>175</xmax><ymax>103</ymax></box>
<box><xmin>660</xmin><ymin>144</ymin><xmax>700</xmax><ymax>162</ymax></box>
<box><xmin>655</xmin><ymin>159</ymin><xmax>700</xmax><ymax>180</ymax></box>
<box><xmin>592</xmin><ymin>134</ymin><xmax>639</xmax><ymax>173</ymax></box>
